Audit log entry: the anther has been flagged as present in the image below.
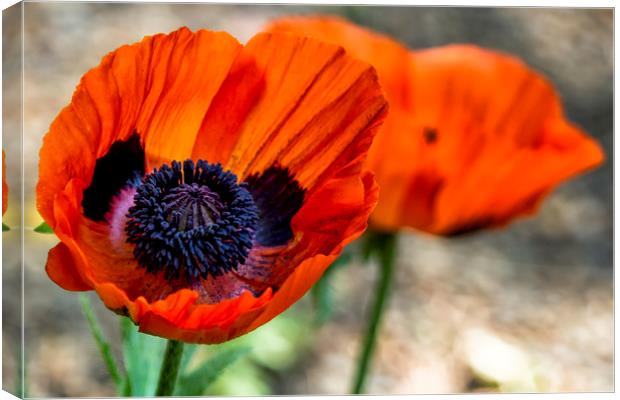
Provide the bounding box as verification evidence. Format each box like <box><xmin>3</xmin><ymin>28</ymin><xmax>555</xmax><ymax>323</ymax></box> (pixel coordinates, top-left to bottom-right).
<box><xmin>125</xmin><ymin>160</ymin><xmax>259</xmax><ymax>282</ymax></box>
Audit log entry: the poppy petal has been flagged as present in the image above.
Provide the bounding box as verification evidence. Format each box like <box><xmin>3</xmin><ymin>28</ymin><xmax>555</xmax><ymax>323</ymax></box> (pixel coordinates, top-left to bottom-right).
<box><xmin>37</xmin><ymin>31</ymin><xmax>155</xmax><ymax>226</ymax></box>
<box><xmin>46</xmin><ymin>242</ymin><xmax>91</xmax><ymax>291</ymax></box>
<box><xmin>96</xmin><ymin>284</ymin><xmax>273</xmax><ymax>343</ymax></box>
<box><xmin>139</xmin><ymin>28</ymin><xmax>243</xmax><ymax>169</ymax></box>
<box><xmin>199</xmin><ymin>32</ymin><xmax>388</xmax><ymax>189</ymax></box>
<box><xmin>190</xmin><ymin>49</ymin><xmax>265</xmax><ymax>165</ymax></box>
<box><xmin>397</xmin><ymin>45</ymin><xmax>605</xmax><ymax>234</ymax></box>
<box><xmin>266</xmin><ymin>15</ymin><xmax>412</xmax><ymax>108</ymax></box>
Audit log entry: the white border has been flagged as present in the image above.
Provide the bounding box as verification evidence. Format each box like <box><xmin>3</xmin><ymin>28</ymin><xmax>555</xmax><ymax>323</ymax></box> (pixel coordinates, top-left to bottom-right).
<box><xmin>0</xmin><ymin>1</ymin><xmax>615</xmax><ymax>399</ymax></box>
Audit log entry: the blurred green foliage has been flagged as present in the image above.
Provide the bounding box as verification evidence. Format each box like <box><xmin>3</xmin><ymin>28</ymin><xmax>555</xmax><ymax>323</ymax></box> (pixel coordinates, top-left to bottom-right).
<box><xmin>204</xmin><ymin>303</ymin><xmax>314</xmax><ymax>395</ymax></box>
<box><xmin>115</xmin><ymin>300</ymin><xmax>315</xmax><ymax>396</ymax></box>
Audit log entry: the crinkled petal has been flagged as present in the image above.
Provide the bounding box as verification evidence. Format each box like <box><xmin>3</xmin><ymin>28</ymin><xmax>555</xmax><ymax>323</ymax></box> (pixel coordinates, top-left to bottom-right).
<box><xmin>192</xmin><ymin>32</ymin><xmax>388</xmax><ymax>190</ymax></box>
<box><xmin>140</xmin><ymin>28</ymin><xmax>243</xmax><ymax>169</ymax></box>
<box><xmin>266</xmin><ymin>15</ymin><xmax>412</xmax><ymax>108</ymax></box>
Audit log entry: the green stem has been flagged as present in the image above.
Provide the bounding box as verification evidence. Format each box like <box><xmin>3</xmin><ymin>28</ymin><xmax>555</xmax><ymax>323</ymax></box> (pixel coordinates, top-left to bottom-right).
<box><xmin>351</xmin><ymin>232</ymin><xmax>397</xmax><ymax>394</ymax></box>
<box><xmin>155</xmin><ymin>339</ymin><xmax>185</xmax><ymax>396</ymax></box>
<box><xmin>79</xmin><ymin>293</ymin><xmax>123</xmax><ymax>392</ymax></box>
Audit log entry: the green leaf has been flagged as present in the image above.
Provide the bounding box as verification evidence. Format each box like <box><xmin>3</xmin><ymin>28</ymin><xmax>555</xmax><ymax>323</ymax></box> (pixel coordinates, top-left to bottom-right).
<box><xmin>2</xmin><ymin>223</ymin><xmax>9</xmax><ymax>231</ymax></box>
<box><xmin>175</xmin><ymin>346</ymin><xmax>250</xmax><ymax>396</ymax></box>
<box><xmin>120</xmin><ymin>317</ymin><xmax>167</xmax><ymax>396</ymax></box>
<box><xmin>33</xmin><ymin>222</ymin><xmax>53</xmax><ymax>233</ymax></box>
<box><xmin>79</xmin><ymin>294</ymin><xmax>123</xmax><ymax>393</ymax></box>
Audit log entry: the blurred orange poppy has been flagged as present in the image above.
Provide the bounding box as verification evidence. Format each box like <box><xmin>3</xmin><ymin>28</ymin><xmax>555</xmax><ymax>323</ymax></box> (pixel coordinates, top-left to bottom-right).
<box><xmin>37</xmin><ymin>27</ymin><xmax>387</xmax><ymax>343</ymax></box>
<box><xmin>268</xmin><ymin>16</ymin><xmax>605</xmax><ymax>235</ymax></box>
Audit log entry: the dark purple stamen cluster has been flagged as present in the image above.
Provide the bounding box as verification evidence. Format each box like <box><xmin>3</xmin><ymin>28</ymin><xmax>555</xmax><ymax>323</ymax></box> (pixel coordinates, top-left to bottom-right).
<box><xmin>125</xmin><ymin>160</ymin><xmax>258</xmax><ymax>282</ymax></box>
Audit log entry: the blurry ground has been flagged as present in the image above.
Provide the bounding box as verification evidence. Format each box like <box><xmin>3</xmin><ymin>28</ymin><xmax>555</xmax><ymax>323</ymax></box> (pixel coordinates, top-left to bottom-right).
<box><xmin>1</xmin><ymin>3</ymin><xmax>613</xmax><ymax>396</ymax></box>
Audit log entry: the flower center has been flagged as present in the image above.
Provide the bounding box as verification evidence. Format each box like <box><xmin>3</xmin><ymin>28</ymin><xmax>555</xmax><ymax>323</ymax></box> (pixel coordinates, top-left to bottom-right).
<box><xmin>164</xmin><ymin>184</ymin><xmax>223</xmax><ymax>230</ymax></box>
<box><xmin>125</xmin><ymin>160</ymin><xmax>258</xmax><ymax>282</ymax></box>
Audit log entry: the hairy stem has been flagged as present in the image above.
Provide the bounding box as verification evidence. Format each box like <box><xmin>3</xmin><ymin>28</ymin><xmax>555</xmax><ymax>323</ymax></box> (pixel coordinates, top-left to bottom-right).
<box><xmin>155</xmin><ymin>339</ymin><xmax>185</xmax><ymax>396</ymax></box>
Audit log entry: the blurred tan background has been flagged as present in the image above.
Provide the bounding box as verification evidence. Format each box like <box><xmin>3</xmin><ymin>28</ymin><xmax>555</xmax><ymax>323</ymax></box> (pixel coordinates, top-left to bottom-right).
<box><xmin>2</xmin><ymin>3</ymin><xmax>613</xmax><ymax>396</ymax></box>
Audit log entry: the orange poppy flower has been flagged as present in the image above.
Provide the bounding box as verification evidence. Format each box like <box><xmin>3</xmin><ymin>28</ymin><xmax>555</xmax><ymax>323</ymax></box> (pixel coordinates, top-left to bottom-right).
<box><xmin>267</xmin><ymin>16</ymin><xmax>605</xmax><ymax>235</ymax></box>
<box><xmin>37</xmin><ymin>27</ymin><xmax>387</xmax><ymax>343</ymax></box>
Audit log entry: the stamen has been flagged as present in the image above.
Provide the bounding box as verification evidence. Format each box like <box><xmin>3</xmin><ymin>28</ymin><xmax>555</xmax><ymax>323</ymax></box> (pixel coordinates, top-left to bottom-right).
<box><xmin>125</xmin><ymin>160</ymin><xmax>259</xmax><ymax>282</ymax></box>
